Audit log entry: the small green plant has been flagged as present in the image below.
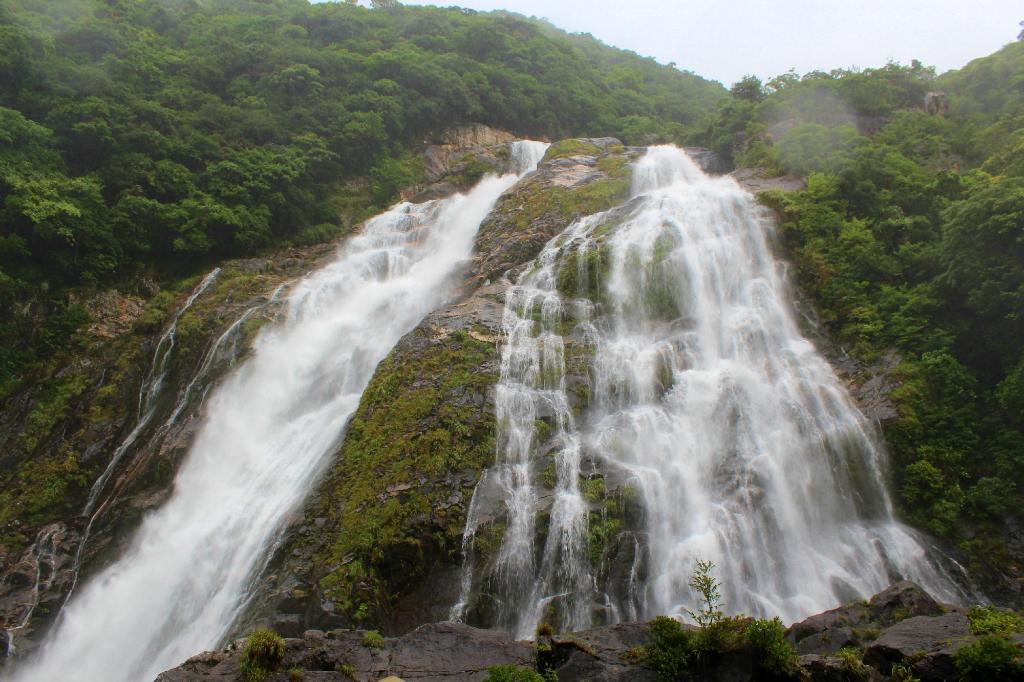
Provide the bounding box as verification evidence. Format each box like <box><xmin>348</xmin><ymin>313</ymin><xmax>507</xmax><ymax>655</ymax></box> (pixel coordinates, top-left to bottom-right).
<box><xmin>361</xmin><ymin>629</ymin><xmax>385</xmax><ymax>648</ymax></box>
<box><xmin>836</xmin><ymin>647</ymin><xmax>869</xmax><ymax>680</ymax></box>
<box><xmin>536</xmin><ymin>622</ymin><xmax>554</xmax><ymax>637</ymax></box>
<box><xmin>483</xmin><ymin>664</ymin><xmax>545</xmax><ymax>682</ymax></box>
<box><xmin>337</xmin><ymin>662</ymin><xmax>356</xmax><ymax>679</ymax></box>
<box><xmin>686</xmin><ymin>559</ymin><xmax>723</xmax><ymax>628</ymax></box>
<box><xmin>288</xmin><ymin>668</ymin><xmax>303</xmax><ymax>681</ymax></box>
<box><xmin>239</xmin><ymin>628</ymin><xmax>286</xmax><ymax>682</ymax></box>
<box><xmin>353</xmin><ymin>601</ymin><xmax>369</xmax><ymax>622</ymax></box>
<box><xmin>746</xmin><ymin>617</ymin><xmax>800</xmax><ymax>679</ymax></box>
<box><xmin>967</xmin><ymin>605</ymin><xmax>1024</xmax><ymax>635</ymax></box>
<box><xmin>954</xmin><ymin>634</ymin><xmax>1024</xmax><ymax>680</ymax></box>
<box><xmin>889</xmin><ymin>663</ymin><xmax>921</xmax><ymax>682</ymax></box>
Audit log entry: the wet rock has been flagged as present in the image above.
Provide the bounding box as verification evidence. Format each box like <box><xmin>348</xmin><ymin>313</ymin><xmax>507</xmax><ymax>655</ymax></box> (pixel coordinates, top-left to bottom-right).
<box><xmin>868</xmin><ymin>580</ymin><xmax>944</xmax><ymax>624</ymax></box>
<box><xmin>787</xmin><ymin>581</ymin><xmax>943</xmax><ymax>656</ymax></box>
<box><xmin>547</xmin><ymin>623</ymin><xmax>658</xmax><ymax>681</ymax></box>
<box><xmin>862</xmin><ymin>612</ymin><xmax>971</xmax><ymax>678</ymax></box>
<box><xmin>156</xmin><ymin>622</ymin><xmax>534</xmax><ymax>681</ymax></box>
<box><xmin>682</xmin><ymin>147</ymin><xmax>725</xmax><ymax>174</ymax></box>
<box><xmin>422</xmin><ymin>125</ymin><xmax>517</xmax><ymax>186</ymax></box>
<box><xmin>84</xmin><ymin>289</ymin><xmax>146</xmax><ymax>338</ymax></box>
<box><xmin>800</xmin><ymin>654</ymin><xmax>887</xmax><ymax>681</ymax></box>
<box><xmin>730</xmin><ymin>167</ymin><xmax>805</xmax><ymax>194</ymax></box>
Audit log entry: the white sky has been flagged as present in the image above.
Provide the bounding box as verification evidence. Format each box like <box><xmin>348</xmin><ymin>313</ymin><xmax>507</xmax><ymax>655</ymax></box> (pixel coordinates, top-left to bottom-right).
<box><xmin>362</xmin><ymin>0</ymin><xmax>1019</xmax><ymax>86</ymax></box>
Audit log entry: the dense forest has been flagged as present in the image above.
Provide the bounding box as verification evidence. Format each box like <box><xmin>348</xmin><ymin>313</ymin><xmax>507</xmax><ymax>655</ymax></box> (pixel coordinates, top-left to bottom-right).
<box><xmin>0</xmin><ymin>0</ymin><xmax>725</xmax><ymax>392</ymax></box>
<box><xmin>707</xmin><ymin>42</ymin><xmax>1024</xmax><ymax>583</ymax></box>
<box><xmin>1</xmin><ymin>0</ymin><xmax>1023</xmax><ymax>601</ymax></box>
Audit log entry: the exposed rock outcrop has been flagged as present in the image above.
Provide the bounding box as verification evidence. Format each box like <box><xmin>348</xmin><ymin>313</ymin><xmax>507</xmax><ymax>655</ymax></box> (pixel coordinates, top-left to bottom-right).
<box><xmin>158</xmin><ymin>583</ymin><xmax>1020</xmax><ymax>682</ymax></box>
<box><xmin>415</xmin><ymin>125</ymin><xmax>521</xmax><ymax>200</ymax></box>
<box><xmin>730</xmin><ymin>167</ymin><xmax>805</xmax><ymax>194</ymax></box>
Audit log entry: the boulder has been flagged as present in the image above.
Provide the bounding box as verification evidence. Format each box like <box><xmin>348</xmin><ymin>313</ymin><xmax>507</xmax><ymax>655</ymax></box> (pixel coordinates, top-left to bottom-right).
<box><xmin>862</xmin><ymin>613</ymin><xmax>971</xmax><ymax>680</ymax></box>
<box><xmin>545</xmin><ymin>623</ymin><xmax>658</xmax><ymax>681</ymax></box>
<box><xmin>156</xmin><ymin>622</ymin><xmax>535</xmax><ymax>681</ymax></box>
<box><xmin>799</xmin><ymin>654</ymin><xmax>886</xmax><ymax>681</ymax></box>
<box><xmin>867</xmin><ymin>581</ymin><xmax>944</xmax><ymax>624</ymax></box>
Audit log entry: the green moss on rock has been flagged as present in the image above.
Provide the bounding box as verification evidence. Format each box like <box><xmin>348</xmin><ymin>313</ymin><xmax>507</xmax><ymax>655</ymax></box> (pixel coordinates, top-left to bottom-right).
<box><xmin>543</xmin><ymin>139</ymin><xmax>604</xmax><ymax>161</ymax></box>
<box><xmin>310</xmin><ymin>327</ymin><xmax>500</xmax><ymax>619</ymax></box>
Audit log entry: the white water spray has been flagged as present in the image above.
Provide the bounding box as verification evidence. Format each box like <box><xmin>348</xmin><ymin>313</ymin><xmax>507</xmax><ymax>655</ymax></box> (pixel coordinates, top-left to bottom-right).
<box><xmin>455</xmin><ymin>146</ymin><xmax>965</xmax><ymax>638</ymax></box>
<box><xmin>11</xmin><ymin>142</ymin><xmax>547</xmax><ymax>682</ymax></box>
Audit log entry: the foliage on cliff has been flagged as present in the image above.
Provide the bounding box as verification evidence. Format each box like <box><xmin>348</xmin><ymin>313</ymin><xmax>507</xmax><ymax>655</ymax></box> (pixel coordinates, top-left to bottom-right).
<box><xmin>704</xmin><ymin>41</ymin><xmax>1024</xmax><ymax>583</ymax></box>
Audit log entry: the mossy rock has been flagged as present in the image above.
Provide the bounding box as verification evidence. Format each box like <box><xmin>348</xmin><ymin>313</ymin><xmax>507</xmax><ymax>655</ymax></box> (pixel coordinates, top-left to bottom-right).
<box><xmin>305</xmin><ymin>324</ymin><xmax>501</xmax><ymax>626</ymax></box>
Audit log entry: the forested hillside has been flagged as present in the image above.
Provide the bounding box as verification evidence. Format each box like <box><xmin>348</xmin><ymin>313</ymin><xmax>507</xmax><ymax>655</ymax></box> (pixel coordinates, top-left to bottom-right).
<box><xmin>0</xmin><ymin>0</ymin><xmax>725</xmax><ymax>393</ymax></box>
<box><xmin>703</xmin><ymin>42</ymin><xmax>1024</xmax><ymax>590</ymax></box>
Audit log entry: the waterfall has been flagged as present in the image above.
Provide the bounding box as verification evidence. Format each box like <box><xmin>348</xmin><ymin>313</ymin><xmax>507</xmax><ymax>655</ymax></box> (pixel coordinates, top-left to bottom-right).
<box><xmin>454</xmin><ymin>145</ymin><xmax>965</xmax><ymax>639</ymax></box>
<box><xmin>10</xmin><ymin>141</ymin><xmax>548</xmax><ymax>682</ymax></box>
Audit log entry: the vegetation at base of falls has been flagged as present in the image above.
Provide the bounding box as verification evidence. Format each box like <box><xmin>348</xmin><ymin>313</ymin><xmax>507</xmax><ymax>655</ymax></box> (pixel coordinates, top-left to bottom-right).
<box><xmin>967</xmin><ymin>605</ymin><xmax>1024</xmax><ymax>636</ymax></box>
<box><xmin>643</xmin><ymin>615</ymin><xmax>801</xmax><ymax>681</ymax></box>
<box><xmin>954</xmin><ymin>635</ymin><xmax>1024</xmax><ymax>681</ymax></box>
<box><xmin>483</xmin><ymin>665</ymin><xmax>547</xmax><ymax>682</ymax></box>
<box><xmin>957</xmin><ymin>604</ymin><xmax>1024</xmax><ymax>679</ymax></box>
<box><xmin>360</xmin><ymin>630</ymin><xmax>385</xmax><ymax>648</ymax></box>
<box><xmin>835</xmin><ymin>648</ymin><xmax>870</xmax><ymax>679</ymax></box>
<box><xmin>640</xmin><ymin>562</ymin><xmax>800</xmax><ymax>681</ymax></box>
<box><xmin>309</xmin><ymin>327</ymin><xmax>499</xmax><ymax>622</ymax></box>
<box><xmin>0</xmin><ymin>0</ymin><xmax>724</xmax><ymax>396</ymax></box>
<box><xmin>703</xmin><ymin>42</ymin><xmax>1024</xmax><ymax>581</ymax></box>
<box><xmin>239</xmin><ymin>628</ymin><xmax>287</xmax><ymax>682</ymax></box>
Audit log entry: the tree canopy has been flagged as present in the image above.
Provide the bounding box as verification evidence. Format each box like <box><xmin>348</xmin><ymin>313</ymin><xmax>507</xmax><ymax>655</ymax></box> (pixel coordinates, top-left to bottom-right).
<box><xmin>0</xmin><ymin>0</ymin><xmax>725</xmax><ymax>389</ymax></box>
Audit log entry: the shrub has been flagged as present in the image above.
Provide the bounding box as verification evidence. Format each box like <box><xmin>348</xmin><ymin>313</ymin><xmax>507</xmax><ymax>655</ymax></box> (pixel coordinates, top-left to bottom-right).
<box><xmin>836</xmin><ymin>648</ymin><xmax>869</xmax><ymax>680</ymax></box>
<box><xmin>889</xmin><ymin>663</ymin><xmax>921</xmax><ymax>682</ymax></box>
<box><xmin>239</xmin><ymin>628</ymin><xmax>286</xmax><ymax>682</ymax></box>
<box><xmin>483</xmin><ymin>664</ymin><xmax>545</xmax><ymax>682</ymax></box>
<box><xmin>967</xmin><ymin>605</ymin><xmax>1024</xmax><ymax>635</ymax></box>
<box><xmin>746</xmin><ymin>618</ymin><xmax>800</xmax><ymax>679</ymax></box>
<box><xmin>361</xmin><ymin>630</ymin><xmax>385</xmax><ymax>648</ymax></box>
<box><xmin>954</xmin><ymin>635</ymin><xmax>1024</xmax><ymax>680</ymax></box>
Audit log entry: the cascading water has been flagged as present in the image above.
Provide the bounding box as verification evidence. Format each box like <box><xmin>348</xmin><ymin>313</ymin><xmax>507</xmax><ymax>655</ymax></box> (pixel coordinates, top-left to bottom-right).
<box><xmin>454</xmin><ymin>145</ymin><xmax>966</xmax><ymax>639</ymax></box>
<box><xmin>10</xmin><ymin>141</ymin><xmax>548</xmax><ymax>682</ymax></box>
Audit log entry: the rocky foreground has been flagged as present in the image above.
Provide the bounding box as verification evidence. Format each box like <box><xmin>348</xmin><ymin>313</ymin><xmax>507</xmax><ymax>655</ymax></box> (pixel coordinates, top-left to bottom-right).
<box><xmin>156</xmin><ymin>582</ymin><xmax>1023</xmax><ymax>681</ymax></box>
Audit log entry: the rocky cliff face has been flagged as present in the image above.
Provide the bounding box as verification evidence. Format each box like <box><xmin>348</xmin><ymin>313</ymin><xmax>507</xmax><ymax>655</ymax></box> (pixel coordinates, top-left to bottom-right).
<box><xmin>239</xmin><ymin>137</ymin><xmax>640</xmax><ymax>638</ymax></box>
<box><xmin>0</xmin><ymin>246</ymin><xmax>336</xmax><ymax>657</ymax></box>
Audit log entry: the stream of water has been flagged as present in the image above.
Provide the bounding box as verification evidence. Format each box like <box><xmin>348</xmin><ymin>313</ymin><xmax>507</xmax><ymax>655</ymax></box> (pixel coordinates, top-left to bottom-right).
<box><xmin>10</xmin><ymin>142</ymin><xmax>548</xmax><ymax>682</ymax></box>
<box><xmin>453</xmin><ymin>146</ymin><xmax>966</xmax><ymax>639</ymax></box>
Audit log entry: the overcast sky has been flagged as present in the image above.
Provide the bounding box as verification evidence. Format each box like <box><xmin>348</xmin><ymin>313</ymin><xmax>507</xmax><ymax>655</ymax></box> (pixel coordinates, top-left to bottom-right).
<box><xmin>381</xmin><ymin>0</ymin><xmax>1019</xmax><ymax>86</ymax></box>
